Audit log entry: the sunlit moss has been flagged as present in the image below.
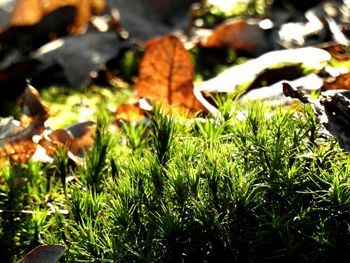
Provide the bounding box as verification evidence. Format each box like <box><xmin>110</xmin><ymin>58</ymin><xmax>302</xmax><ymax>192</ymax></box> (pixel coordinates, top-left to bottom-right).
<box><xmin>41</xmin><ymin>85</ymin><xmax>133</xmax><ymax>129</ymax></box>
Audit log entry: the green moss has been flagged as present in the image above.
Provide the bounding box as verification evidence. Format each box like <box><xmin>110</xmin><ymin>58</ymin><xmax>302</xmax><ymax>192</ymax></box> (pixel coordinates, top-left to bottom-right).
<box><xmin>2</xmin><ymin>100</ymin><xmax>350</xmax><ymax>262</ymax></box>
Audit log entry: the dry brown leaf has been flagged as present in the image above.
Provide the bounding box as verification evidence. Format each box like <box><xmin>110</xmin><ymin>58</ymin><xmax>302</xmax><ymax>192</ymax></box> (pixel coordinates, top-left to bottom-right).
<box><xmin>323</xmin><ymin>44</ymin><xmax>350</xmax><ymax>61</ymax></box>
<box><xmin>201</xmin><ymin>20</ymin><xmax>268</xmax><ymax>56</ymax></box>
<box><xmin>10</xmin><ymin>0</ymin><xmax>43</xmax><ymax>26</ymax></box>
<box><xmin>17</xmin><ymin>244</ymin><xmax>65</xmax><ymax>263</ymax></box>
<box><xmin>245</xmin><ymin>64</ymin><xmax>304</xmax><ymax>93</ymax></box>
<box><xmin>38</xmin><ymin>122</ymin><xmax>96</xmax><ymax>159</ymax></box>
<box><xmin>39</xmin><ymin>129</ymin><xmax>73</xmax><ymax>156</ymax></box>
<box><xmin>0</xmin><ymin>84</ymin><xmax>49</xmax><ymax>163</ymax></box>
<box><xmin>282</xmin><ymin>82</ymin><xmax>309</xmax><ymax>103</ymax></box>
<box><xmin>68</xmin><ymin>121</ymin><xmax>96</xmax><ymax>157</ymax></box>
<box><xmin>136</xmin><ymin>35</ymin><xmax>205</xmax><ymax>114</ymax></box>
<box><xmin>20</xmin><ymin>85</ymin><xmax>49</xmax><ymax>126</ymax></box>
<box><xmin>1</xmin><ymin>138</ymin><xmax>38</xmax><ymax>164</ymax></box>
<box><xmin>10</xmin><ymin>0</ymin><xmax>106</xmax><ymax>34</ymax></box>
<box><xmin>0</xmin><ymin>85</ymin><xmax>96</xmax><ymax>164</ymax></box>
<box><xmin>322</xmin><ymin>72</ymin><xmax>350</xmax><ymax>91</ymax></box>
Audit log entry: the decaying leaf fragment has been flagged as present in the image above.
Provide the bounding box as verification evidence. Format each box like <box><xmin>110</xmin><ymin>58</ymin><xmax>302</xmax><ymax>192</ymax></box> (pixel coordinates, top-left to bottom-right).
<box><xmin>282</xmin><ymin>82</ymin><xmax>309</xmax><ymax>104</ymax></box>
<box><xmin>283</xmin><ymin>82</ymin><xmax>350</xmax><ymax>152</ymax></box>
<box><xmin>17</xmin><ymin>244</ymin><xmax>65</xmax><ymax>263</ymax></box>
<box><xmin>0</xmin><ymin>84</ymin><xmax>49</xmax><ymax>163</ymax></box>
<box><xmin>136</xmin><ymin>35</ymin><xmax>205</xmax><ymax>114</ymax></box>
<box><xmin>0</xmin><ymin>84</ymin><xmax>95</xmax><ymax>164</ymax></box>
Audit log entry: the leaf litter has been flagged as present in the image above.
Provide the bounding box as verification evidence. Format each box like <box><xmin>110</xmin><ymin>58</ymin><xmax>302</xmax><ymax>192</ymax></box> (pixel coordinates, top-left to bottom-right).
<box><xmin>2</xmin><ymin>0</ymin><xmax>350</xmax><ymax>159</ymax></box>
<box><xmin>0</xmin><ymin>84</ymin><xmax>96</xmax><ymax>165</ymax></box>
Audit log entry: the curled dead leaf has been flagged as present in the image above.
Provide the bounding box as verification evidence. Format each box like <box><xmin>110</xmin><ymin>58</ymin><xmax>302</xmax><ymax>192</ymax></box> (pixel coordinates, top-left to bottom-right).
<box><xmin>67</xmin><ymin>121</ymin><xmax>96</xmax><ymax>157</ymax></box>
<box><xmin>19</xmin><ymin>84</ymin><xmax>49</xmax><ymax>124</ymax></box>
<box><xmin>136</xmin><ymin>35</ymin><xmax>205</xmax><ymax>114</ymax></box>
<box><xmin>38</xmin><ymin>121</ymin><xmax>96</xmax><ymax>160</ymax></box>
<box><xmin>198</xmin><ymin>47</ymin><xmax>331</xmax><ymax>94</ymax></box>
<box><xmin>108</xmin><ymin>0</ymin><xmax>198</xmax><ymax>40</ymax></box>
<box><xmin>0</xmin><ymin>84</ymin><xmax>49</xmax><ymax>163</ymax></box>
<box><xmin>282</xmin><ymin>82</ymin><xmax>309</xmax><ymax>103</ymax></box>
<box><xmin>39</xmin><ymin>129</ymin><xmax>73</xmax><ymax>156</ymax></box>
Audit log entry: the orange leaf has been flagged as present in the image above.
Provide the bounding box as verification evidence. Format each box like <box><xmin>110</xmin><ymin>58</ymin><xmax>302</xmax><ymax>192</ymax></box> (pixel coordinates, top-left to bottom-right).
<box><xmin>323</xmin><ymin>72</ymin><xmax>350</xmax><ymax>91</ymax></box>
<box><xmin>10</xmin><ymin>0</ymin><xmax>43</xmax><ymax>26</ymax></box>
<box><xmin>10</xmin><ymin>0</ymin><xmax>106</xmax><ymax>34</ymax></box>
<box><xmin>115</xmin><ymin>103</ymin><xmax>146</xmax><ymax>123</ymax></box>
<box><xmin>323</xmin><ymin>43</ymin><xmax>350</xmax><ymax>61</ymax></box>
<box><xmin>136</xmin><ymin>35</ymin><xmax>204</xmax><ymax>114</ymax></box>
<box><xmin>202</xmin><ymin>20</ymin><xmax>268</xmax><ymax>56</ymax></box>
<box><xmin>1</xmin><ymin>138</ymin><xmax>38</xmax><ymax>163</ymax></box>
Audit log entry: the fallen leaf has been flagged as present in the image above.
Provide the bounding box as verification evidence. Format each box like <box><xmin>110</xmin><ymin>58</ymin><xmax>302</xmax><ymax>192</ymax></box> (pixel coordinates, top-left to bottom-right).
<box><xmin>245</xmin><ymin>64</ymin><xmax>304</xmax><ymax>93</ymax></box>
<box><xmin>19</xmin><ymin>84</ymin><xmax>49</xmax><ymax>125</ymax></box>
<box><xmin>197</xmin><ymin>47</ymin><xmax>331</xmax><ymax>94</ymax></box>
<box><xmin>136</xmin><ymin>35</ymin><xmax>205</xmax><ymax>114</ymax></box>
<box><xmin>67</xmin><ymin>121</ymin><xmax>96</xmax><ymax>157</ymax></box>
<box><xmin>282</xmin><ymin>82</ymin><xmax>309</xmax><ymax>104</ymax></box>
<box><xmin>17</xmin><ymin>244</ymin><xmax>65</xmax><ymax>263</ymax></box>
<box><xmin>1</xmin><ymin>138</ymin><xmax>38</xmax><ymax>164</ymax></box>
<box><xmin>322</xmin><ymin>43</ymin><xmax>350</xmax><ymax>61</ymax></box>
<box><xmin>201</xmin><ymin>19</ymin><xmax>269</xmax><ymax>56</ymax></box>
<box><xmin>10</xmin><ymin>0</ymin><xmax>106</xmax><ymax>34</ymax></box>
<box><xmin>0</xmin><ymin>84</ymin><xmax>48</xmax><ymax>163</ymax></box>
<box><xmin>31</xmin><ymin>31</ymin><xmax>122</xmax><ymax>87</ymax></box>
<box><xmin>115</xmin><ymin>102</ymin><xmax>146</xmax><ymax>123</ymax></box>
<box><xmin>322</xmin><ymin>72</ymin><xmax>350</xmax><ymax>91</ymax></box>
<box><xmin>39</xmin><ymin>129</ymin><xmax>73</xmax><ymax>156</ymax></box>
<box><xmin>38</xmin><ymin>121</ymin><xmax>96</xmax><ymax>160</ymax></box>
